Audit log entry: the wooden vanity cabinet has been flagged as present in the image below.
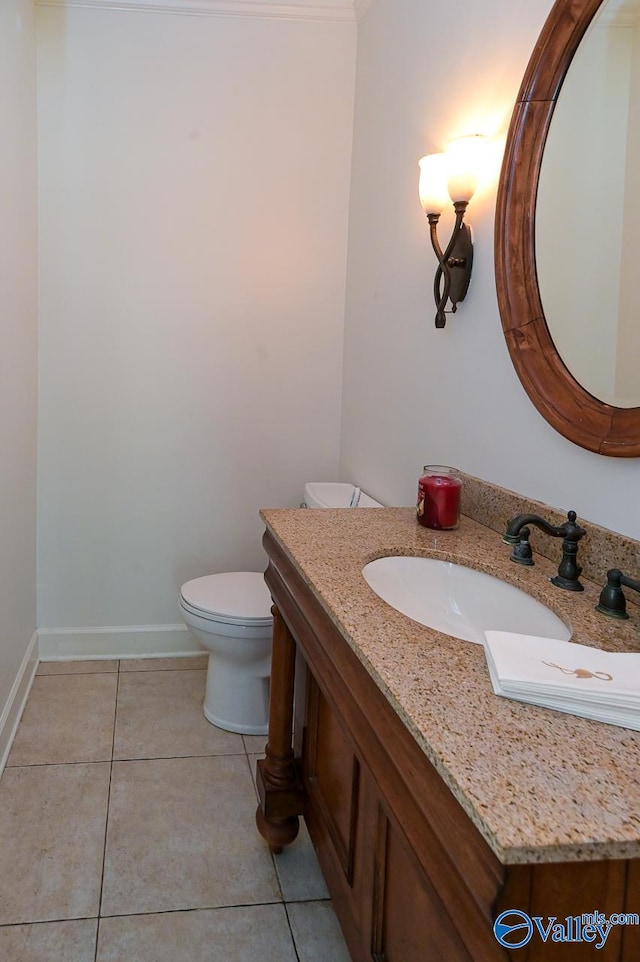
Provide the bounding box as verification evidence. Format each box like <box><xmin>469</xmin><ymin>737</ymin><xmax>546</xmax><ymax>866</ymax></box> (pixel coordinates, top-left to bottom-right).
<box><xmin>255</xmin><ymin>530</ymin><xmax>640</xmax><ymax>961</ymax></box>
<box><xmin>257</xmin><ymin>532</ymin><xmax>506</xmax><ymax>961</ymax></box>
<box><xmin>300</xmin><ymin>672</ymin><xmax>494</xmax><ymax>961</ymax></box>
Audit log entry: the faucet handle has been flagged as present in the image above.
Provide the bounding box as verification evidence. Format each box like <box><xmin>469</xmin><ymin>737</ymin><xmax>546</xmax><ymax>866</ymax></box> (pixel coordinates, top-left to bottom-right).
<box><xmin>563</xmin><ymin>510</ymin><xmax>587</xmax><ymax>542</ymax></box>
<box><xmin>503</xmin><ymin>519</ymin><xmax>521</xmax><ymax>546</ymax></box>
<box><xmin>596</xmin><ymin>568</ymin><xmax>640</xmax><ymax>619</ymax></box>
<box><xmin>510</xmin><ymin>526</ymin><xmax>534</xmax><ymax>566</ymax></box>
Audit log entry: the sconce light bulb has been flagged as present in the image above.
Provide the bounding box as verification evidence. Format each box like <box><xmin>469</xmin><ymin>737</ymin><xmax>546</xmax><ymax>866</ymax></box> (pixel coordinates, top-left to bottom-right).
<box><xmin>418</xmin><ymin>153</ymin><xmax>450</xmax><ymax>215</ymax></box>
<box><xmin>445</xmin><ymin>134</ymin><xmax>487</xmax><ymax>203</ymax></box>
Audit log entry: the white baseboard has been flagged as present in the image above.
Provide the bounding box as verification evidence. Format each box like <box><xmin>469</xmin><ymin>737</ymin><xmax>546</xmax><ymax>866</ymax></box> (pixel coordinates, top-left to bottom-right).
<box><xmin>38</xmin><ymin>624</ymin><xmax>204</xmax><ymax>660</ymax></box>
<box><xmin>0</xmin><ymin>633</ymin><xmax>39</xmax><ymax>776</ymax></box>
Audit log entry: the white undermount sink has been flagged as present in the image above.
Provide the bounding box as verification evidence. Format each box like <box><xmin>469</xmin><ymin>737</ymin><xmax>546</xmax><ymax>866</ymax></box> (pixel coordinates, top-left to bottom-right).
<box><xmin>362</xmin><ymin>556</ymin><xmax>571</xmax><ymax>645</ymax></box>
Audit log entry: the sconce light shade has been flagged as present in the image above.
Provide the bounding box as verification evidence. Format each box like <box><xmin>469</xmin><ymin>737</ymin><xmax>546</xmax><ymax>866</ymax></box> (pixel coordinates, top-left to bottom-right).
<box><xmin>418</xmin><ymin>154</ymin><xmax>450</xmax><ymax>215</ymax></box>
<box><xmin>418</xmin><ymin>134</ymin><xmax>486</xmax><ymax>328</ymax></box>
<box><xmin>445</xmin><ymin>135</ymin><xmax>485</xmax><ymax>202</ymax></box>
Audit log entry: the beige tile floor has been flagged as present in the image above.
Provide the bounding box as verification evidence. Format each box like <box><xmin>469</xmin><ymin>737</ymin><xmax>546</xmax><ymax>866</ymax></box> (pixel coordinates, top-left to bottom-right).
<box><xmin>0</xmin><ymin>656</ymin><xmax>352</xmax><ymax>961</ymax></box>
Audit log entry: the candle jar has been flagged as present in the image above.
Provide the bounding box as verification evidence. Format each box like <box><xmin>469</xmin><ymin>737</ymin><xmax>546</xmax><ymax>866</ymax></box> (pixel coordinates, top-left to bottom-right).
<box><xmin>417</xmin><ymin>465</ymin><xmax>462</xmax><ymax>530</ymax></box>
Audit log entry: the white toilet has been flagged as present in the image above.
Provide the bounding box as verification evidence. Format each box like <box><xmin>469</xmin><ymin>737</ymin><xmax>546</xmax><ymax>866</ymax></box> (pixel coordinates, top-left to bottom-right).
<box><xmin>180</xmin><ymin>483</ymin><xmax>383</xmax><ymax>736</ymax></box>
<box><xmin>303</xmin><ymin>481</ymin><xmax>383</xmax><ymax>509</ymax></box>
<box><xmin>180</xmin><ymin>572</ymin><xmax>273</xmax><ymax>735</ymax></box>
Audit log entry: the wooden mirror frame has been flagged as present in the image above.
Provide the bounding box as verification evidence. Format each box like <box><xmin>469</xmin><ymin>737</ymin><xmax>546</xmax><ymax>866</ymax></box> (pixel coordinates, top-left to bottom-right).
<box><xmin>495</xmin><ymin>0</ymin><xmax>640</xmax><ymax>457</ymax></box>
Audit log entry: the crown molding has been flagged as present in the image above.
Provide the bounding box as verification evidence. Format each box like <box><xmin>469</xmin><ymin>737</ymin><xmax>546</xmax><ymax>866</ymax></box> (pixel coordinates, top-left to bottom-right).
<box><xmin>353</xmin><ymin>0</ymin><xmax>374</xmax><ymax>19</ymax></box>
<box><xmin>36</xmin><ymin>0</ymin><xmax>358</xmax><ymax>22</ymax></box>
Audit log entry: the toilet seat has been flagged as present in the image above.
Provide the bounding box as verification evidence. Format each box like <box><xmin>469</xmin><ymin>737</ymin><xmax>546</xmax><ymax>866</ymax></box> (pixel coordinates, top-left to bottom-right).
<box><xmin>180</xmin><ymin>572</ymin><xmax>272</xmax><ymax>628</ymax></box>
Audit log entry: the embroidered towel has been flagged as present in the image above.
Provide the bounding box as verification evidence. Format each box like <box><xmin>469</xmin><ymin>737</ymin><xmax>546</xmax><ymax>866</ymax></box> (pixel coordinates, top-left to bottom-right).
<box><xmin>483</xmin><ymin>631</ymin><xmax>640</xmax><ymax>731</ymax></box>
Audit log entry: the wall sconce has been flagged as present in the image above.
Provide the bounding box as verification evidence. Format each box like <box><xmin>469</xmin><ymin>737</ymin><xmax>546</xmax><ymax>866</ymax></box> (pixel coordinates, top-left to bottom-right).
<box><xmin>418</xmin><ymin>135</ymin><xmax>486</xmax><ymax>329</ymax></box>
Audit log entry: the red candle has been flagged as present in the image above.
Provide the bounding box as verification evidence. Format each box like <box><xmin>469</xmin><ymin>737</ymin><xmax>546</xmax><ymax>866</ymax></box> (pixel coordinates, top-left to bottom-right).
<box><xmin>417</xmin><ymin>466</ymin><xmax>461</xmax><ymax>530</ymax></box>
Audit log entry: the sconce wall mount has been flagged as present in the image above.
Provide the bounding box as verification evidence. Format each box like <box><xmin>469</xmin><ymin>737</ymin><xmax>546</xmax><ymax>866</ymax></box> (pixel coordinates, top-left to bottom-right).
<box><xmin>426</xmin><ymin>203</ymin><xmax>473</xmax><ymax>329</ymax></box>
<box><xmin>419</xmin><ymin>136</ymin><xmax>485</xmax><ymax>329</ymax></box>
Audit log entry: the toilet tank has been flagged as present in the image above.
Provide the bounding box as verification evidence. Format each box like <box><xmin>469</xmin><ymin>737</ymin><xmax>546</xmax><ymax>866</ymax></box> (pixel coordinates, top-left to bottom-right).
<box><xmin>303</xmin><ymin>482</ymin><xmax>383</xmax><ymax>509</ymax></box>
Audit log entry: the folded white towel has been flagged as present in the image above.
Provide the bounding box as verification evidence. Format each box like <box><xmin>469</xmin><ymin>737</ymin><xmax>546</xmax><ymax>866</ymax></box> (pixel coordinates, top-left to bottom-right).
<box><xmin>483</xmin><ymin>631</ymin><xmax>640</xmax><ymax>731</ymax></box>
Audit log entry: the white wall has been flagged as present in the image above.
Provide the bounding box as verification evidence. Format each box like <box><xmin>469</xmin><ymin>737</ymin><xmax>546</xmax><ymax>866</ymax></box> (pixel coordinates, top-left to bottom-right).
<box><xmin>37</xmin><ymin>4</ymin><xmax>356</xmax><ymax>635</ymax></box>
<box><xmin>0</xmin><ymin>1</ymin><xmax>38</xmax><ymax>734</ymax></box>
<box><xmin>341</xmin><ymin>0</ymin><xmax>640</xmax><ymax>542</ymax></box>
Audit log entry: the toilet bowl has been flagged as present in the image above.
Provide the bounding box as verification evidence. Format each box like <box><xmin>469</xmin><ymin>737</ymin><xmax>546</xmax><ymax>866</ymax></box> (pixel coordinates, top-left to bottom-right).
<box><xmin>180</xmin><ymin>482</ymin><xmax>382</xmax><ymax>736</ymax></box>
<box><xmin>179</xmin><ymin>571</ymin><xmax>273</xmax><ymax>735</ymax></box>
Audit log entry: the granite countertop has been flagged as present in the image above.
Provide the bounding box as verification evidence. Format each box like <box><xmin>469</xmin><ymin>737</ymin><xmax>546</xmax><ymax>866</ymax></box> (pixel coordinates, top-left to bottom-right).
<box><xmin>260</xmin><ymin>506</ymin><xmax>640</xmax><ymax>866</ymax></box>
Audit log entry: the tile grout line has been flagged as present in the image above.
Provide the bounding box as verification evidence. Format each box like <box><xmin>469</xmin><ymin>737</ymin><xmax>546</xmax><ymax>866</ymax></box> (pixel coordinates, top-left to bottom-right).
<box><xmin>1</xmin><ymin>661</ymin><xmax>346</xmax><ymax>957</ymax></box>
<box><xmin>5</xmin><ymin>749</ymin><xmax>250</xmax><ymax>770</ymax></box>
<box><xmin>284</xmin><ymin>902</ymin><xmax>303</xmax><ymax>962</ymax></box>
<box><xmin>93</xmin><ymin>659</ymin><xmax>121</xmax><ymax>962</ymax></box>
<box><xmin>241</xmin><ymin>738</ymin><xmax>303</xmax><ymax>960</ymax></box>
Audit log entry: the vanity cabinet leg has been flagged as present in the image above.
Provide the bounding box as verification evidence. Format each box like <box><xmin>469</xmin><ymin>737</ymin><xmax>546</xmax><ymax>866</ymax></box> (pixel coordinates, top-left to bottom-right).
<box><xmin>255</xmin><ymin>603</ymin><xmax>305</xmax><ymax>853</ymax></box>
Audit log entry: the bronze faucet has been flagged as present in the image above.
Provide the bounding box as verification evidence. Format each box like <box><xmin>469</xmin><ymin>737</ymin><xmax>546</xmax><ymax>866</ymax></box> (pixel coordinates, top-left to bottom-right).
<box><xmin>503</xmin><ymin>510</ymin><xmax>587</xmax><ymax>591</ymax></box>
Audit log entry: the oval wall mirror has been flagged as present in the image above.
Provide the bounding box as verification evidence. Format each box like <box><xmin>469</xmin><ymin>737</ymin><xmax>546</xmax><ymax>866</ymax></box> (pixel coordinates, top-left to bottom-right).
<box><xmin>495</xmin><ymin>0</ymin><xmax>640</xmax><ymax>457</ymax></box>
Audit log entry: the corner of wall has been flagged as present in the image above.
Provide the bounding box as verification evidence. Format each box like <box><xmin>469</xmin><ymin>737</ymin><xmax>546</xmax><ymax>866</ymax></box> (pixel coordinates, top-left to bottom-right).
<box><xmin>0</xmin><ymin>633</ymin><xmax>39</xmax><ymax>776</ymax></box>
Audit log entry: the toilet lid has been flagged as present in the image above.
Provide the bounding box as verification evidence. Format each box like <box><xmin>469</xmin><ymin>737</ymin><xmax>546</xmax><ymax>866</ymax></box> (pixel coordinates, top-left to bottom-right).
<box><xmin>180</xmin><ymin>572</ymin><xmax>273</xmax><ymax>626</ymax></box>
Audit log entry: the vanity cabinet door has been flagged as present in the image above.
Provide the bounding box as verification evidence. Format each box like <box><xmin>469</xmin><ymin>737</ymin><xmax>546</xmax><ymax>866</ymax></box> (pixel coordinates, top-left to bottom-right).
<box><xmin>302</xmin><ymin>672</ymin><xmax>478</xmax><ymax>962</ymax></box>
<box><xmin>302</xmin><ymin>674</ymin><xmax>368</xmax><ymax>954</ymax></box>
<box><xmin>367</xmin><ymin>802</ymin><xmax>475</xmax><ymax>962</ymax></box>
<box><xmin>304</xmin><ymin>676</ymin><xmax>360</xmax><ymax>887</ymax></box>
